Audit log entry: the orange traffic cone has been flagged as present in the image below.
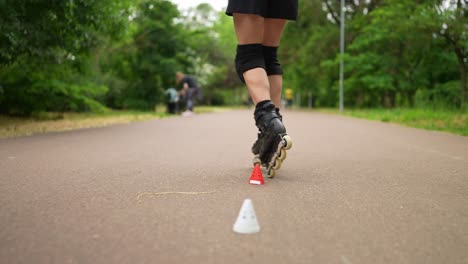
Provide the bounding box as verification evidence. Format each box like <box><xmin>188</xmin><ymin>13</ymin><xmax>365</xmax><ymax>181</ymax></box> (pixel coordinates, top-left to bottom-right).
<box><xmin>249</xmin><ymin>164</ymin><xmax>264</xmax><ymax>185</ymax></box>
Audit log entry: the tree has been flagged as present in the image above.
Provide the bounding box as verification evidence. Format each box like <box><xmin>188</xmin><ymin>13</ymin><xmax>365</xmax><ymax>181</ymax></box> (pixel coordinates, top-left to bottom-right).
<box><xmin>0</xmin><ymin>0</ymin><xmax>131</xmax><ymax>115</ymax></box>
<box><xmin>343</xmin><ymin>0</ymin><xmax>432</xmax><ymax>107</ymax></box>
<box><xmin>104</xmin><ymin>0</ymin><xmax>192</xmax><ymax>109</ymax></box>
<box><xmin>419</xmin><ymin>0</ymin><xmax>467</xmax><ymax>107</ymax></box>
<box><xmin>0</xmin><ymin>0</ymin><xmax>130</xmax><ymax>64</ymax></box>
<box><xmin>280</xmin><ymin>0</ymin><xmax>466</xmax><ymax>109</ymax></box>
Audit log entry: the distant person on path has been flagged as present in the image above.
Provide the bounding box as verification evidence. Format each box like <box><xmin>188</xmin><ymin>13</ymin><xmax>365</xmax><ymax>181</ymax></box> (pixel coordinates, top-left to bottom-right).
<box><xmin>165</xmin><ymin>87</ymin><xmax>179</xmax><ymax>114</ymax></box>
<box><xmin>225</xmin><ymin>0</ymin><xmax>297</xmax><ymax>177</ymax></box>
<box><xmin>285</xmin><ymin>88</ymin><xmax>293</xmax><ymax>108</ymax></box>
<box><xmin>176</xmin><ymin>72</ymin><xmax>200</xmax><ymax>117</ymax></box>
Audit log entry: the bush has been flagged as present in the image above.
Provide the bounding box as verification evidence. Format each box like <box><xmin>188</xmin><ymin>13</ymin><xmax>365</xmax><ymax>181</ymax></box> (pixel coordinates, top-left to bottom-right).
<box><xmin>415</xmin><ymin>81</ymin><xmax>461</xmax><ymax>110</ymax></box>
<box><xmin>210</xmin><ymin>91</ymin><xmax>225</xmax><ymax>106</ymax></box>
<box><xmin>0</xmin><ymin>58</ymin><xmax>109</xmax><ymax>115</ymax></box>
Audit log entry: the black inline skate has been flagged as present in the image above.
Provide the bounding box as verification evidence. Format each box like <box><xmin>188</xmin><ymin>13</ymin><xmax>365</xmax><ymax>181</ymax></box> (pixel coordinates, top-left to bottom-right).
<box><xmin>251</xmin><ymin>107</ymin><xmax>282</xmax><ymax>155</ymax></box>
<box><xmin>251</xmin><ymin>101</ymin><xmax>292</xmax><ymax>178</ymax></box>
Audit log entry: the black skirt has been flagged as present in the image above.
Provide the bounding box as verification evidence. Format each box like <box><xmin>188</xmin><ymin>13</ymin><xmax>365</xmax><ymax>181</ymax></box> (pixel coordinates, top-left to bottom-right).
<box><xmin>226</xmin><ymin>0</ymin><xmax>298</xmax><ymax>21</ymax></box>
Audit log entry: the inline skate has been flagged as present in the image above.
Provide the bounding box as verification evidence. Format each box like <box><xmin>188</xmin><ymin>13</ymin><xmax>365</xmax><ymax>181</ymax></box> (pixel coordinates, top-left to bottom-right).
<box><xmin>252</xmin><ymin>101</ymin><xmax>292</xmax><ymax>178</ymax></box>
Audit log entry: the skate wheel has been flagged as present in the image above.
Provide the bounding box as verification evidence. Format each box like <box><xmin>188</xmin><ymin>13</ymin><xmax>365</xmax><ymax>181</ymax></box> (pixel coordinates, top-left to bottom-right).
<box><xmin>273</xmin><ymin>160</ymin><xmax>282</xmax><ymax>170</ymax></box>
<box><xmin>267</xmin><ymin>169</ymin><xmax>276</xmax><ymax>178</ymax></box>
<box><xmin>252</xmin><ymin>156</ymin><xmax>261</xmax><ymax>166</ymax></box>
<box><xmin>277</xmin><ymin>148</ymin><xmax>287</xmax><ymax>161</ymax></box>
<box><xmin>282</xmin><ymin>135</ymin><xmax>293</xmax><ymax>150</ymax></box>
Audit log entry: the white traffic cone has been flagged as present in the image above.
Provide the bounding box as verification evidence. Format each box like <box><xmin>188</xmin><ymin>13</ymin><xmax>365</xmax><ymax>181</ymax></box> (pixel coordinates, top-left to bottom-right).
<box><xmin>233</xmin><ymin>199</ymin><xmax>260</xmax><ymax>234</ymax></box>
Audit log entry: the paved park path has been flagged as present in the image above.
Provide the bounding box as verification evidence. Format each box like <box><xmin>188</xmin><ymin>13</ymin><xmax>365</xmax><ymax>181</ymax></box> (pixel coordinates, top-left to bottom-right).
<box><xmin>1</xmin><ymin>110</ymin><xmax>467</xmax><ymax>264</ymax></box>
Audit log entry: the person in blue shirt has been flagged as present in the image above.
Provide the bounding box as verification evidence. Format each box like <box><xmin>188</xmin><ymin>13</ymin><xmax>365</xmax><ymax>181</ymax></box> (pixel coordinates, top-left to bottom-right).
<box><xmin>165</xmin><ymin>87</ymin><xmax>179</xmax><ymax>114</ymax></box>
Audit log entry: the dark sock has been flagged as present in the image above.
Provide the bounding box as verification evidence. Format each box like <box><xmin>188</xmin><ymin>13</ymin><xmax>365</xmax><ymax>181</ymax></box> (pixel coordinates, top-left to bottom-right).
<box><xmin>255</xmin><ymin>100</ymin><xmax>273</xmax><ymax>110</ymax></box>
<box><xmin>275</xmin><ymin>107</ymin><xmax>283</xmax><ymax>121</ymax></box>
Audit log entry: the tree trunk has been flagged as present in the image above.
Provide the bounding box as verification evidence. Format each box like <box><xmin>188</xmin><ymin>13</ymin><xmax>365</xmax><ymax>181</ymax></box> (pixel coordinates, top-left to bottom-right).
<box><xmin>407</xmin><ymin>74</ymin><xmax>417</xmax><ymax>108</ymax></box>
<box><xmin>356</xmin><ymin>91</ymin><xmax>364</xmax><ymax>107</ymax></box>
<box><xmin>454</xmin><ymin>46</ymin><xmax>467</xmax><ymax>107</ymax></box>
<box><xmin>390</xmin><ymin>91</ymin><xmax>396</xmax><ymax>108</ymax></box>
<box><xmin>444</xmin><ymin>33</ymin><xmax>466</xmax><ymax>108</ymax></box>
<box><xmin>383</xmin><ymin>91</ymin><xmax>394</xmax><ymax>108</ymax></box>
<box><xmin>408</xmin><ymin>91</ymin><xmax>415</xmax><ymax>108</ymax></box>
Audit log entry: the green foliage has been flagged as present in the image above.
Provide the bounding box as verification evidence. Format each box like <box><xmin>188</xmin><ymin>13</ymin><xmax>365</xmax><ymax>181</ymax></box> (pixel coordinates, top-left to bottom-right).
<box><xmin>0</xmin><ymin>0</ymin><xmax>131</xmax><ymax>64</ymax></box>
<box><xmin>281</xmin><ymin>0</ymin><xmax>467</xmax><ymax>109</ymax></box>
<box><xmin>0</xmin><ymin>57</ymin><xmax>109</xmax><ymax>115</ymax></box>
<box><xmin>98</xmin><ymin>0</ymin><xmax>200</xmax><ymax>110</ymax></box>
<box><xmin>0</xmin><ymin>0</ymin><xmax>130</xmax><ymax>115</ymax></box>
<box><xmin>331</xmin><ymin>108</ymin><xmax>468</xmax><ymax>136</ymax></box>
<box><xmin>415</xmin><ymin>80</ymin><xmax>461</xmax><ymax>109</ymax></box>
<box><xmin>1</xmin><ymin>0</ymin><xmax>466</xmax><ymax>115</ymax></box>
<box><xmin>0</xmin><ymin>0</ymin><xmax>201</xmax><ymax>114</ymax></box>
<box><xmin>180</xmin><ymin>7</ymin><xmax>239</xmax><ymax>91</ymax></box>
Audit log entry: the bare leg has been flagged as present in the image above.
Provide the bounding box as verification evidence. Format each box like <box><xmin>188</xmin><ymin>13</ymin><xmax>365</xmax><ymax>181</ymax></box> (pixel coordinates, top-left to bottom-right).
<box><xmin>233</xmin><ymin>14</ymin><xmax>270</xmax><ymax>105</ymax></box>
<box><xmin>263</xmin><ymin>19</ymin><xmax>287</xmax><ymax>108</ymax></box>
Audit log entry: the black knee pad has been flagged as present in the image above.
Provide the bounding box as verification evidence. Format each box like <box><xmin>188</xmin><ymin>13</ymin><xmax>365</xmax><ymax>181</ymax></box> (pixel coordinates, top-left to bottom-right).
<box><xmin>235</xmin><ymin>44</ymin><xmax>266</xmax><ymax>83</ymax></box>
<box><xmin>263</xmin><ymin>46</ymin><xmax>283</xmax><ymax>76</ymax></box>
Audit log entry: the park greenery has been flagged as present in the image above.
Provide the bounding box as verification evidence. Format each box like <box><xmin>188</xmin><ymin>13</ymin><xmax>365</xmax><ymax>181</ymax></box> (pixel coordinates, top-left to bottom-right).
<box><xmin>0</xmin><ymin>0</ymin><xmax>466</xmax><ymax>117</ymax></box>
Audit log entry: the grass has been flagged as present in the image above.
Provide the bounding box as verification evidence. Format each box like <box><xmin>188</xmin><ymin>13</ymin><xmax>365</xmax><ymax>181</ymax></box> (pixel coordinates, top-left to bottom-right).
<box><xmin>320</xmin><ymin>108</ymin><xmax>468</xmax><ymax>136</ymax></box>
<box><xmin>5</xmin><ymin>106</ymin><xmax>463</xmax><ymax>138</ymax></box>
<box><xmin>194</xmin><ymin>105</ymin><xmax>237</xmax><ymax>114</ymax></box>
<box><xmin>0</xmin><ymin>106</ymin><xmax>230</xmax><ymax>139</ymax></box>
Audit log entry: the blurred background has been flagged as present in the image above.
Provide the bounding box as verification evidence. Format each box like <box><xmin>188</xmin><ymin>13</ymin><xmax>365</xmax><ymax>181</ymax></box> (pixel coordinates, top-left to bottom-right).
<box><xmin>0</xmin><ymin>0</ymin><xmax>466</xmax><ymax>135</ymax></box>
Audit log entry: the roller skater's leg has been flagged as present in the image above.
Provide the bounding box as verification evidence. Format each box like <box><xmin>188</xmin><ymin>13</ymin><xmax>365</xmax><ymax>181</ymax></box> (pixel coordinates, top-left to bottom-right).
<box><xmin>233</xmin><ymin>15</ymin><xmax>292</xmax><ymax>176</ymax></box>
<box><xmin>251</xmin><ymin>19</ymin><xmax>289</xmax><ymax>167</ymax></box>
<box><xmin>263</xmin><ymin>19</ymin><xmax>287</xmax><ymax>107</ymax></box>
<box><xmin>232</xmin><ymin>13</ymin><xmax>270</xmax><ymax>165</ymax></box>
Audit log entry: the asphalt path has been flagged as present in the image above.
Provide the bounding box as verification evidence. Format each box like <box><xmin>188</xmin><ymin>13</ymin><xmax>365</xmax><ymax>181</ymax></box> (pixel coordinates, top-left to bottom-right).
<box><xmin>1</xmin><ymin>110</ymin><xmax>467</xmax><ymax>264</ymax></box>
